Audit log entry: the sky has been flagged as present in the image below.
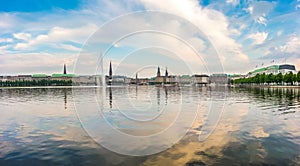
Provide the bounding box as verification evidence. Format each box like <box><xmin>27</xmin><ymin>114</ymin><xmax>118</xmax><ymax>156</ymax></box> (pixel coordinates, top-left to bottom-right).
<box><xmin>0</xmin><ymin>0</ymin><xmax>299</xmax><ymax>77</ymax></box>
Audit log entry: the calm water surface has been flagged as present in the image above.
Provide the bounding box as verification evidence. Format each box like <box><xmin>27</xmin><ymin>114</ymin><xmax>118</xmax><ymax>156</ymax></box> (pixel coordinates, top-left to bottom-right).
<box><xmin>0</xmin><ymin>86</ymin><xmax>299</xmax><ymax>165</ymax></box>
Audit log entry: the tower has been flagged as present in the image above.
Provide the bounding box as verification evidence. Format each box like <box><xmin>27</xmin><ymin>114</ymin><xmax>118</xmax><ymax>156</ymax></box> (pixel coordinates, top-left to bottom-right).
<box><xmin>165</xmin><ymin>67</ymin><xmax>168</xmax><ymax>77</ymax></box>
<box><xmin>136</xmin><ymin>73</ymin><xmax>138</xmax><ymax>85</ymax></box>
<box><xmin>108</xmin><ymin>61</ymin><xmax>112</xmax><ymax>85</ymax></box>
<box><xmin>109</xmin><ymin>61</ymin><xmax>112</xmax><ymax>78</ymax></box>
<box><xmin>157</xmin><ymin>66</ymin><xmax>161</xmax><ymax>77</ymax></box>
<box><xmin>63</xmin><ymin>64</ymin><xmax>67</xmax><ymax>74</ymax></box>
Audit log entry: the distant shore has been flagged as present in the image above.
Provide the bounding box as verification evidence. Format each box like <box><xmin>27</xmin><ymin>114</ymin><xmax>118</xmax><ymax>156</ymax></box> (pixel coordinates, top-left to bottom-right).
<box><xmin>234</xmin><ymin>84</ymin><xmax>300</xmax><ymax>88</ymax></box>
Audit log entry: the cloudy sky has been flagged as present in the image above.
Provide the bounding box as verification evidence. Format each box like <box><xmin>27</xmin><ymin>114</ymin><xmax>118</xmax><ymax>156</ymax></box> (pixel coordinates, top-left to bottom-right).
<box><xmin>0</xmin><ymin>0</ymin><xmax>299</xmax><ymax>77</ymax></box>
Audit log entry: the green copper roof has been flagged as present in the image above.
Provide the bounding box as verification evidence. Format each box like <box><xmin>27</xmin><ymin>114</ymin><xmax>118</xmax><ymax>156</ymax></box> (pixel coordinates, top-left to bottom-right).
<box><xmin>228</xmin><ymin>74</ymin><xmax>241</xmax><ymax>77</ymax></box>
<box><xmin>252</xmin><ymin>67</ymin><xmax>267</xmax><ymax>73</ymax></box>
<box><xmin>32</xmin><ymin>74</ymin><xmax>47</xmax><ymax>78</ymax></box>
<box><xmin>180</xmin><ymin>75</ymin><xmax>191</xmax><ymax>78</ymax></box>
<box><xmin>251</xmin><ymin>65</ymin><xmax>279</xmax><ymax>74</ymax></box>
<box><xmin>211</xmin><ymin>74</ymin><xmax>227</xmax><ymax>76</ymax></box>
<box><xmin>51</xmin><ymin>74</ymin><xmax>75</xmax><ymax>77</ymax></box>
<box><xmin>266</xmin><ymin>65</ymin><xmax>279</xmax><ymax>70</ymax></box>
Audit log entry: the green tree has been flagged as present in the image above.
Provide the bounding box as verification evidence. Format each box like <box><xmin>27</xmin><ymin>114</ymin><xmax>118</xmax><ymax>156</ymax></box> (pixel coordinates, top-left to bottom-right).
<box><xmin>266</xmin><ymin>73</ymin><xmax>274</xmax><ymax>84</ymax></box>
<box><xmin>259</xmin><ymin>73</ymin><xmax>266</xmax><ymax>84</ymax></box>
<box><xmin>292</xmin><ymin>73</ymin><xmax>297</xmax><ymax>84</ymax></box>
<box><xmin>254</xmin><ymin>74</ymin><xmax>260</xmax><ymax>84</ymax></box>
<box><xmin>275</xmin><ymin>73</ymin><xmax>283</xmax><ymax>85</ymax></box>
<box><xmin>283</xmin><ymin>72</ymin><xmax>294</xmax><ymax>85</ymax></box>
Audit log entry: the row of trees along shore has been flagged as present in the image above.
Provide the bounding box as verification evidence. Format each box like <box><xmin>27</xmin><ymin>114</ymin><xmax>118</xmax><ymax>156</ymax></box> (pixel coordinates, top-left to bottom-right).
<box><xmin>0</xmin><ymin>80</ymin><xmax>72</xmax><ymax>87</ymax></box>
<box><xmin>233</xmin><ymin>71</ymin><xmax>300</xmax><ymax>85</ymax></box>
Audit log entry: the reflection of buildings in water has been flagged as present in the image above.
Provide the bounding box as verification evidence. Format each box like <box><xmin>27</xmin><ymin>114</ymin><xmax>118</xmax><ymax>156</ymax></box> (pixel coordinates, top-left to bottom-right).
<box><xmin>246</xmin><ymin>87</ymin><xmax>300</xmax><ymax>114</ymax></box>
<box><xmin>135</xmin><ymin>85</ymin><xmax>138</xmax><ymax>99</ymax></box>
<box><xmin>164</xmin><ymin>87</ymin><xmax>168</xmax><ymax>105</ymax></box>
<box><xmin>109</xmin><ymin>87</ymin><xmax>112</xmax><ymax>109</ymax></box>
<box><xmin>63</xmin><ymin>88</ymin><xmax>67</xmax><ymax>110</ymax></box>
<box><xmin>157</xmin><ymin>87</ymin><xmax>160</xmax><ymax>107</ymax></box>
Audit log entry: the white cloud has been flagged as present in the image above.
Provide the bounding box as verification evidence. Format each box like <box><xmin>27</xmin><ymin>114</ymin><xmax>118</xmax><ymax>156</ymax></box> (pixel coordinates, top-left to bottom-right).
<box><xmin>248</xmin><ymin>32</ymin><xmax>268</xmax><ymax>45</ymax></box>
<box><xmin>247</xmin><ymin>6</ymin><xmax>253</xmax><ymax>15</ymax></box>
<box><xmin>59</xmin><ymin>44</ymin><xmax>81</xmax><ymax>52</ymax></box>
<box><xmin>138</xmin><ymin>0</ymin><xmax>249</xmax><ymax>73</ymax></box>
<box><xmin>14</xmin><ymin>43</ymin><xmax>29</xmax><ymax>50</ymax></box>
<box><xmin>256</xmin><ymin>15</ymin><xmax>267</xmax><ymax>26</ymax></box>
<box><xmin>0</xmin><ymin>38</ymin><xmax>13</xmax><ymax>43</ymax></box>
<box><xmin>278</xmin><ymin>36</ymin><xmax>300</xmax><ymax>53</ymax></box>
<box><xmin>13</xmin><ymin>24</ymin><xmax>98</xmax><ymax>50</ymax></box>
<box><xmin>226</xmin><ymin>0</ymin><xmax>240</xmax><ymax>6</ymax></box>
<box><xmin>277</xmin><ymin>30</ymin><xmax>283</xmax><ymax>36</ymax></box>
<box><xmin>246</xmin><ymin>1</ymin><xmax>275</xmax><ymax>26</ymax></box>
<box><xmin>13</xmin><ymin>32</ymin><xmax>32</xmax><ymax>41</ymax></box>
<box><xmin>0</xmin><ymin>52</ymin><xmax>77</xmax><ymax>75</ymax></box>
<box><xmin>0</xmin><ymin>45</ymin><xmax>9</xmax><ymax>52</ymax></box>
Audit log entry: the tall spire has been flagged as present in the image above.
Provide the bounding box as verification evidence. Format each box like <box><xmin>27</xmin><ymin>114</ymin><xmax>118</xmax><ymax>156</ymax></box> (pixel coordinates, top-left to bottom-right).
<box><xmin>108</xmin><ymin>61</ymin><xmax>112</xmax><ymax>85</ymax></box>
<box><xmin>157</xmin><ymin>66</ymin><xmax>161</xmax><ymax>77</ymax></box>
<box><xmin>165</xmin><ymin>67</ymin><xmax>168</xmax><ymax>77</ymax></box>
<box><xmin>63</xmin><ymin>64</ymin><xmax>67</xmax><ymax>74</ymax></box>
<box><xmin>109</xmin><ymin>61</ymin><xmax>112</xmax><ymax>78</ymax></box>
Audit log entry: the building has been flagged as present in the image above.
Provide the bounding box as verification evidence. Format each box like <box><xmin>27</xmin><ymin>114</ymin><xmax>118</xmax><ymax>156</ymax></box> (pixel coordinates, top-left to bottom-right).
<box><xmin>50</xmin><ymin>74</ymin><xmax>74</xmax><ymax>81</ymax></box>
<box><xmin>32</xmin><ymin>74</ymin><xmax>49</xmax><ymax>81</ymax></box>
<box><xmin>177</xmin><ymin>75</ymin><xmax>192</xmax><ymax>85</ymax></box>
<box><xmin>154</xmin><ymin>67</ymin><xmax>177</xmax><ymax>85</ymax></box>
<box><xmin>63</xmin><ymin>64</ymin><xmax>67</xmax><ymax>74</ymax></box>
<box><xmin>155</xmin><ymin>66</ymin><xmax>165</xmax><ymax>85</ymax></box>
<box><xmin>248</xmin><ymin>64</ymin><xmax>297</xmax><ymax>77</ymax></box>
<box><xmin>209</xmin><ymin>74</ymin><xmax>229</xmax><ymax>85</ymax></box>
<box><xmin>165</xmin><ymin>75</ymin><xmax>176</xmax><ymax>84</ymax></box>
<box><xmin>17</xmin><ymin>75</ymin><xmax>32</xmax><ymax>81</ymax></box>
<box><xmin>112</xmin><ymin>75</ymin><xmax>126</xmax><ymax>85</ymax></box>
<box><xmin>73</xmin><ymin>75</ymin><xmax>94</xmax><ymax>85</ymax></box>
<box><xmin>49</xmin><ymin>64</ymin><xmax>75</xmax><ymax>81</ymax></box>
<box><xmin>129</xmin><ymin>73</ymin><xmax>149</xmax><ymax>85</ymax></box>
<box><xmin>192</xmin><ymin>74</ymin><xmax>209</xmax><ymax>86</ymax></box>
<box><xmin>108</xmin><ymin>61</ymin><xmax>113</xmax><ymax>85</ymax></box>
<box><xmin>279</xmin><ymin>64</ymin><xmax>296</xmax><ymax>74</ymax></box>
<box><xmin>228</xmin><ymin>74</ymin><xmax>247</xmax><ymax>81</ymax></box>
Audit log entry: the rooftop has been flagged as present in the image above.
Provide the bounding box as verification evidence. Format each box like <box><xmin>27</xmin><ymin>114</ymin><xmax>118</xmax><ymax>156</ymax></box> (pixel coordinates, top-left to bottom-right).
<box><xmin>52</xmin><ymin>74</ymin><xmax>76</xmax><ymax>77</ymax></box>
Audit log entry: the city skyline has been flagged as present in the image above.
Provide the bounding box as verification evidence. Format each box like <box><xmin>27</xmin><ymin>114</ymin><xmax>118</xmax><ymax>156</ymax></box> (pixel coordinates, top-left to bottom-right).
<box><xmin>0</xmin><ymin>0</ymin><xmax>300</xmax><ymax>77</ymax></box>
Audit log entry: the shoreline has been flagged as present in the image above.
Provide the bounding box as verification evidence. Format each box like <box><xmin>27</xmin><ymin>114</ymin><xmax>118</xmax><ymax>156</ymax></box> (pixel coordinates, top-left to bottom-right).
<box><xmin>1</xmin><ymin>84</ymin><xmax>300</xmax><ymax>89</ymax></box>
<box><xmin>234</xmin><ymin>84</ymin><xmax>300</xmax><ymax>88</ymax></box>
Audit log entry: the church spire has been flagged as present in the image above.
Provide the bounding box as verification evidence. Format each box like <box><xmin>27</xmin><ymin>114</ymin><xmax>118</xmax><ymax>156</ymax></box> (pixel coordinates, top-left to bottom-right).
<box><xmin>109</xmin><ymin>61</ymin><xmax>112</xmax><ymax>78</ymax></box>
<box><xmin>63</xmin><ymin>64</ymin><xmax>67</xmax><ymax>74</ymax></box>
<box><xmin>165</xmin><ymin>67</ymin><xmax>168</xmax><ymax>77</ymax></box>
<box><xmin>136</xmin><ymin>73</ymin><xmax>138</xmax><ymax>85</ymax></box>
<box><xmin>108</xmin><ymin>61</ymin><xmax>112</xmax><ymax>85</ymax></box>
<box><xmin>157</xmin><ymin>66</ymin><xmax>161</xmax><ymax>77</ymax></box>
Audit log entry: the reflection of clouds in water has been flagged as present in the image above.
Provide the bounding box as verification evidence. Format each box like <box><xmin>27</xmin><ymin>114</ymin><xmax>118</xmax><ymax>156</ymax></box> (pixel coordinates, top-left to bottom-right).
<box><xmin>0</xmin><ymin>87</ymin><xmax>300</xmax><ymax>165</ymax></box>
<box><xmin>141</xmin><ymin>87</ymin><xmax>300</xmax><ymax>166</ymax></box>
<box><xmin>249</xmin><ymin>126</ymin><xmax>270</xmax><ymax>138</ymax></box>
<box><xmin>142</xmin><ymin>92</ymin><xmax>250</xmax><ymax>165</ymax></box>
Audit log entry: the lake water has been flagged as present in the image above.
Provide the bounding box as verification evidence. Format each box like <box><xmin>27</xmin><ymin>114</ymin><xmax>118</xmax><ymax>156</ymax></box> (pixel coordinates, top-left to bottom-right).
<box><xmin>0</xmin><ymin>86</ymin><xmax>299</xmax><ymax>165</ymax></box>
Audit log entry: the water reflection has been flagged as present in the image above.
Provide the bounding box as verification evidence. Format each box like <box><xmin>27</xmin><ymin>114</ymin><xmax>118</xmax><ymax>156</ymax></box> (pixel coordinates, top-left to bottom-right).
<box><xmin>157</xmin><ymin>87</ymin><xmax>160</xmax><ymax>106</ymax></box>
<box><xmin>0</xmin><ymin>87</ymin><xmax>299</xmax><ymax>165</ymax></box>
<box><xmin>163</xmin><ymin>88</ymin><xmax>167</xmax><ymax>105</ymax></box>
<box><xmin>109</xmin><ymin>87</ymin><xmax>112</xmax><ymax>109</ymax></box>
<box><xmin>240</xmin><ymin>87</ymin><xmax>300</xmax><ymax>115</ymax></box>
<box><xmin>63</xmin><ymin>88</ymin><xmax>67</xmax><ymax>110</ymax></box>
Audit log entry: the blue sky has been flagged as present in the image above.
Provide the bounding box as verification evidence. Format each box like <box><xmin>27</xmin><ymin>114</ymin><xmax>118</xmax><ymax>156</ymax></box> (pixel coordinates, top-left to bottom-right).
<box><xmin>0</xmin><ymin>0</ymin><xmax>81</xmax><ymax>12</ymax></box>
<box><xmin>0</xmin><ymin>0</ymin><xmax>299</xmax><ymax>76</ymax></box>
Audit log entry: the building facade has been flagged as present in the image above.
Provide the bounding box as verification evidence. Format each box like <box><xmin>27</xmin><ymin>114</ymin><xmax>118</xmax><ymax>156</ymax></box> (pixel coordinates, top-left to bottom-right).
<box><xmin>248</xmin><ymin>64</ymin><xmax>297</xmax><ymax>77</ymax></box>
<box><xmin>209</xmin><ymin>74</ymin><xmax>229</xmax><ymax>85</ymax></box>
<box><xmin>192</xmin><ymin>74</ymin><xmax>209</xmax><ymax>85</ymax></box>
